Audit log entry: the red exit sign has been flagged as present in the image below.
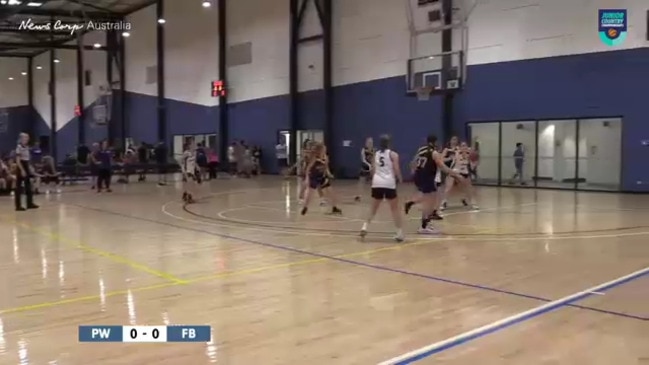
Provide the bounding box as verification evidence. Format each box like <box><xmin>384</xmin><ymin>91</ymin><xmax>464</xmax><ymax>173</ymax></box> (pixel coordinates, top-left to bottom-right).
<box><xmin>211</xmin><ymin>80</ymin><xmax>226</xmax><ymax>97</ymax></box>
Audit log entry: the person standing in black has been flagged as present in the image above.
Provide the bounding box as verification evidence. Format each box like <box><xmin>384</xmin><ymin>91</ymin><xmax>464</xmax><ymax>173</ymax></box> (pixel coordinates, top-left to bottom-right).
<box><xmin>137</xmin><ymin>142</ymin><xmax>148</xmax><ymax>182</ymax></box>
<box><xmin>154</xmin><ymin>141</ymin><xmax>168</xmax><ymax>186</ymax></box>
<box><xmin>14</xmin><ymin>133</ymin><xmax>39</xmax><ymax>211</ymax></box>
<box><xmin>96</xmin><ymin>140</ymin><xmax>113</xmax><ymax>193</ymax></box>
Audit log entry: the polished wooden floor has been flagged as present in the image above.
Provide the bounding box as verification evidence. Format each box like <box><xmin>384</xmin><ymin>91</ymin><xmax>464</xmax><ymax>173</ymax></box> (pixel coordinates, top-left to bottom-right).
<box><xmin>0</xmin><ymin>176</ymin><xmax>647</xmax><ymax>365</ymax></box>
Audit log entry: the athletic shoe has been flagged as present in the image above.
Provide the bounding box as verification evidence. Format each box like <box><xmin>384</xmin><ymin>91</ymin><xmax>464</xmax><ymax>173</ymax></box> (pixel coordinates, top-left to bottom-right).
<box><xmin>417</xmin><ymin>227</ymin><xmax>440</xmax><ymax>235</ymax></box>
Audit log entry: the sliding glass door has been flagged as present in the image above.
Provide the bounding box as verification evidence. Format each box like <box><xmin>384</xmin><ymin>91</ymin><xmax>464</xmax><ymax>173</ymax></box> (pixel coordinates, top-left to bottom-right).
<box><xmin>536</xmin><ymin>120</ymin><xmax>577</xmax><ymax>189</ymax></box>
<box><xmin>576</xmin><ymin>118</ymin><xmax>622</xmax><ymax>191</ymax></box>
<box><xmin>468</xmin><ymin>122</ymin><xmax>500</xmax><ymax>186</ymax></box>
<box><xmin>467</xmin><ymin>118</ymin><xmax>622</xmax><ymax>192</ymax></box>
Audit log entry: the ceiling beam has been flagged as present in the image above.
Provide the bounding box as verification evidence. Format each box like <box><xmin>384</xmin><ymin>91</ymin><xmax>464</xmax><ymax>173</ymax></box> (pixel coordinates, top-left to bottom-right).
<box><xmin>0</xmin><ymin>41</ymin><xmax>106</xmax><ymax>50</ymax></box>
<box><xmin>65</xmin><ymin>0</ymin><xmax>116</xmax><ymax>13</ymax></box>
<box><xmin>0</xmin><ymin>52</ymin><xmax>33</xmax><ymax>58</ymax></box>
<box><xmin>0</xmin><ymin>0</ymin><xmax>55</xmax><ymax>23</ymax></box>
<box><xmin>6</xmin><ymin>8</ymin><xmax>121</xmax><ymax>20</ymax></box>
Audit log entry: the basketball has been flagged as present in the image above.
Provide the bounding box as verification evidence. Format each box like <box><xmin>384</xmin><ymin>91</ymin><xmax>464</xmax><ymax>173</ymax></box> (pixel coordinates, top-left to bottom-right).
<box><xmin>607</xmin><ymin>28</ymin><xmax>617</xmax><ymax>38</ymax></box>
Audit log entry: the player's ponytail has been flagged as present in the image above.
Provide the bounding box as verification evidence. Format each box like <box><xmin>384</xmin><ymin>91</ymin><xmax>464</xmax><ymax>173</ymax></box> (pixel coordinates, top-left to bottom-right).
<box><xmin>379</xmin><ymin>134</ymin><xmax>390</xmax><ymax>152</ymax></box>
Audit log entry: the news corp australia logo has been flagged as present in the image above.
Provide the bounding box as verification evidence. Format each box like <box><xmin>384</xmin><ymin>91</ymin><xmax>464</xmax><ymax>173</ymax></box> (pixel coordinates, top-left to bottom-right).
<box><xmin>598</xmin><ymin>9</ymin><xmax>627</xmax><ymax>46</ymax></box>
<box><xmin>18</xmin><ymin>18</ymin><xmax>131</xmax><ymax>35</ymax></box>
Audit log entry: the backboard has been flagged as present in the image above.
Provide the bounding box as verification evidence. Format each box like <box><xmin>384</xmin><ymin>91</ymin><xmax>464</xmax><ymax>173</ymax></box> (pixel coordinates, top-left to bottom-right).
<box><xmin>406</xmin><ymin>50</ymin><xmax>464</xmax><ymax>95</ymax></box>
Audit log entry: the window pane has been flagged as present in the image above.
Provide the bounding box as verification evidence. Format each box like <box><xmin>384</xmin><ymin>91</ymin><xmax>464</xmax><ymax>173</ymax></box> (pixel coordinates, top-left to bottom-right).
<box><xmin>537</xmin><ymin>120</ymin><xmax>577</xmax><ymax>189</ymax></box>
<box><xmin>468</xmin><ymin>122</ymin><xmax>500</xmax><ymax>185</ymax></box>
<box><xmin>577</xmin><ymin>118</ymin><xmax>622</xmax><ymax>191</ymax></box>
<box><xmin>500</xmin><ymin>121</ymin><xmax>536</xmax><ymax>187</ymax></box>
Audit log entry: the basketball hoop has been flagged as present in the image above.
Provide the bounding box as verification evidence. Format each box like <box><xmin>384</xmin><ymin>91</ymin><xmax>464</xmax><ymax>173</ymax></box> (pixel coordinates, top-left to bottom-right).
<box><xmin>92</xmin><ymin>84</ymin><xmax>112</xmax><ymax>126</ymax></box>
<box><xmin>415</xmin><ymin>86</ymin><xmax>433</xmax><ymax>101</ymax></box>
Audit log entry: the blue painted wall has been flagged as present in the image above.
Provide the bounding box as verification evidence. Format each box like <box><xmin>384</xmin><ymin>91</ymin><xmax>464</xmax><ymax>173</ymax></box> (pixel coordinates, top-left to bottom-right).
<box><xmin>25</xmin><ymin>48</ymin><xmax>649</xmax><ymax>191</ymax></box>
<box><xmin>0</xmin><ymin>105</ymin><xmax>32</xmax><ymax>157</ymax></box>
<box><xmin>454</xmin><ymin>48</ymin><xmax>649</xmax><ymax>192</ymax></box>
<box><xmin>31</xmin><ymin>101</ymin><xmax>109</xmax><ymax>161</ymax></box>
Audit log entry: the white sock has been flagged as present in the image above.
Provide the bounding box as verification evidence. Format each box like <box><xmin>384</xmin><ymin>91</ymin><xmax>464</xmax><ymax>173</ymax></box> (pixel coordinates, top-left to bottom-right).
<box><xmin>361</xmin><ymin>222</ymin><xmax>368</xmax><ymax>231</ymax></box>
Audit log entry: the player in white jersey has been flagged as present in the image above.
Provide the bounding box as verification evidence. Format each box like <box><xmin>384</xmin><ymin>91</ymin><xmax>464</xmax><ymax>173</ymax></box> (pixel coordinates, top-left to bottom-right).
<box><xmin>360</xmin><ymin>134</ymin><xmax>404</xmax><ymax>242</ymax></box>
<box><xmin>181</xmin><ymin>141</ymin><xmax>200</xmax><ymax>204</ymax></box>
<box><xmin>450</xmin><ymin>141</ymin><xmax>478</xmax><ymax>210</ymax></box>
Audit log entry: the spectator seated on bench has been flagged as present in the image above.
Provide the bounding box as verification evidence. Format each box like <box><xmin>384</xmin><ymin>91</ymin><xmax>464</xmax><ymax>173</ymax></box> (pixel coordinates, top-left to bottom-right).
<box><xmin>0</xmin><ymin>158</ymin><xmax>16</xmax><ymax>196</ymax></box>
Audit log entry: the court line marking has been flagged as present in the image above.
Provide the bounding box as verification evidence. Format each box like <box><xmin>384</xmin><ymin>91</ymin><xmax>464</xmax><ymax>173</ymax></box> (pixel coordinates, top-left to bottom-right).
<box><xmin>0</xmin><ymin>238</ymin><xmax>407</xmax><ymax>315</ymax></box>
<box><xmin>169</xmin><ymin>197</ymin><xmax>537</xmax><ymax>239</ymax></box>
<box><xmin>73</xmin><ymin>203</ymin><xmax>648</xmax><ymax>321</ymax></box>
<box><xmin>168</xmin><ymin>196</ymin><xmax>649</xmax><ymax>241</ymax></box>
<box><xmin>164</xmin><ymin>187</ymin><xmax>648</xmax><ymax>239</ymax></box>
<box><xmin>12</xmin><ymin>219</ymin><xmax>188</xmax><ymax>285</ymax></box>
<box><xmin>378</xmin><ymin>266</ymin><xmax>649</xmax><ymax>365</ymax></box>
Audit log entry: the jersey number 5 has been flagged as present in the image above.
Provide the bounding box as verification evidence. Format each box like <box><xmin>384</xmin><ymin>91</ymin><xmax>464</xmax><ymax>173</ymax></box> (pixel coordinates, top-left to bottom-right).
<box><xmin>378</xmin><ymin>156</ymin><xmax>385</xmax><ymax>167</ymax></box>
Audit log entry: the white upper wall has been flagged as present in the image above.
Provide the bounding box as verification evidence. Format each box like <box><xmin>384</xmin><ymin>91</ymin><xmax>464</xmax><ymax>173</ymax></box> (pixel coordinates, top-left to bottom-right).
<box><xmin>125</xmin><ymin>4</ymin><xmax>157</xmax><ymax>97</ymax></box>
<box><xmin>120</xmin><ymin>0</ymin><xmax>648</xmax><ymax>103</ymax></box>
<box><xmin>82</xmin><ymin>31</ymin><xmax>108</xmax><ymax>109</ymax></box>
<box><xmin>465</xmin><ymin>0</ymin><xmax>648</xmax><ymax>65</ymax></box>
<box><xmin>227</xmin><ymin>0</ymin><xmax>290</xmax><ymax>102</ymax></box>
<box><xmin>54</xmin><ymin>49</ymin><xmax>77</xmax><ymax>131</ymax></box>
<box><xmin>0</xmin><ymin>58</ymin><xmax>28</xmax><ymax>108</ymax></box>
<box><xmin>165</xmin><ymin>0</ymin><xmax>220</xmax><ymax>106</ymax></box>
<box><xmin>30</xmin><ymin>31</ymin><xmax>107</xmax><ymax>130</ymax></box>
<box><xmin>125</xmin><ymin>1</ymin><xmax>220</xmax><ymax>105</ymax></box>
<box><xmin>333</xmin><ymin>0</ymin><xmax>410</xmax><ymax>86</ymax></box>
<box><xmin>33</xmin><ymin>52</ymin><xmax>51</xmax><ymax>127</ymax></box>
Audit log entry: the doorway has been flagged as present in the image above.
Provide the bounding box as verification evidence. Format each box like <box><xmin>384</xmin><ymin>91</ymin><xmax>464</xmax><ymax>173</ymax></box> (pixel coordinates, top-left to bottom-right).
<box><xmin>172</xmin><ymin>133</ymin><xmax>218</xmax><ymax>159</ymax></box>
<box><xmin>278</xmin><ymin>129</ymin><xmax>323</xmax><ymax>164</ymax></box>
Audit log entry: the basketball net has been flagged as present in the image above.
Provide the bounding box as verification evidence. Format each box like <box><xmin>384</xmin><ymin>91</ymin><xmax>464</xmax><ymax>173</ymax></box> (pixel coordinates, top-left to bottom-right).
<box><xmin>416</xmin><ymin>87</ymin><xmax>433</xmax><ymax>101</ymax></box>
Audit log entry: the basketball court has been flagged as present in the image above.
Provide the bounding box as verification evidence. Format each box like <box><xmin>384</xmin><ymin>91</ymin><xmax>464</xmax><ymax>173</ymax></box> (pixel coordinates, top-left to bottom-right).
<box><xmin>0</xmin><ymin>177</ymin><xmax>647</xmax><ymax>364</ymax></box>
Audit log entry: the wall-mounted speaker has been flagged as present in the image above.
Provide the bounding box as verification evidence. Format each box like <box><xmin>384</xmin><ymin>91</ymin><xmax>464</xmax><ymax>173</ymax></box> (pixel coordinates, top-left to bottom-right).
<box><xmin>603</xmin><ymin>121</ymin><xmax>610</xmax><ymax>127</ymax></box>
<box><xmin>516</xmin><ymin>123</ymin><xmax>524</xmax><ymax>130</ymax></box>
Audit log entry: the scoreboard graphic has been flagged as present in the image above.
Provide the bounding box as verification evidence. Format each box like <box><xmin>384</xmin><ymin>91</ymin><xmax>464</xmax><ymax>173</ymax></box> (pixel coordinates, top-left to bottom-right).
<box><xmin>79</xmin><ymin>325</ymin><xmax>211</xmax><ymax>343</ymax></box>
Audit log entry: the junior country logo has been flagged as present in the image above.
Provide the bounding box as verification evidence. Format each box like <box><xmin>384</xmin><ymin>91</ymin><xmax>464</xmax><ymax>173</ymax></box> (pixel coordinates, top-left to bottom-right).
<box><xmin>598</xmin><ymin>9</ymin><xmax>627</xmax><ymax>46</ymax></box>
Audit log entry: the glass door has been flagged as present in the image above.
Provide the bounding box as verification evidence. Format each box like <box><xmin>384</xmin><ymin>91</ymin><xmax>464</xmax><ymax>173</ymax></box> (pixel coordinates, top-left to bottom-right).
<box><xmin>577</xmin><ymin>118</ymin><xmax>622</xmax><ymax>191</ymax></box>
<box><xmin>536</xmin><ymin>120</ymin><xmax>577</xmax><ymax>189</ymax></box>
<box><xmin>468</xmin><ymin>122</ymin><xmax>501</xmax><ymax>185</ymax></box>
<box><xmin>500</xmin><ymin>121</ymin><xmax>536</xmax><ymax>187</ymax></box>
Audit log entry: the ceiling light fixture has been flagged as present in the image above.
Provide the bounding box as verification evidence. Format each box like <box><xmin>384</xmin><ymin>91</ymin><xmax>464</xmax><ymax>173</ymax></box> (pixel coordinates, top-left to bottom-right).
<box><xmin>93</xmin><ymin>43</ymin><xmax>101</xmax><ymax>48</ymax></box>
<box><xmin>122</xmin><ymin>31</ymin><xmax>130</xmax><ymax>37</ymax></box>
<box><xmin>21</xmin><ymin>71</ymin><xmax>27</xmax><ymax>75</ymax></box>
<box><xmin>53</xmin><ymin>58</ymin><xmax>60</xmax><ymax>63</ymax></box>
<box><xmin>202</xmin><ymin>1</ymin><xmax>211</xmax><ymax>8</ymax></box>
<box><xmin>8</xmin><ymin>77</ymin><xmax>14</xmax><ymax>80</ymax></box>
<box><xmin>36</xmin><ymin>65</ymin><xmax>42</xmax><ymax>70</ymax></box>
<box><xmin>157</xmin><ymin>18</ymin><xmax>165</xmax><ymax>24</ymax></box>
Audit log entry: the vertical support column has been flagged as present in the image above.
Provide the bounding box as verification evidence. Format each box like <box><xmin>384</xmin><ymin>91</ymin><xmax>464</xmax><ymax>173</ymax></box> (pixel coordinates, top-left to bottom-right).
<box><xmin>76</xmin><ymin>34</ymin><xmax>85</xmax><ymax>146</ymax></box>
<box><xmin>119</xmin><ymin>30</ymin><xmax>127</xmax><ymax>149</ymax></box>
<box><xmin>288</xmin><ymin>0</ymin><xmax>299</xmax><ymax>165</ymax></box>
<box><xmin>49</xmin><ymin>49</ymin><xmax>57</xmax><ymax>161</ymax></box>
<box><xmin>497</xmin><ymin>122</ymin><xmax>502</xmax><ymax>185</ymax></box>
<box><xmin>574</xmin><ymin>119</ymin><xmax>580</xmax><ymax>190</ymax></box>
<box><xmin>156</xmin><ymin>0</ymin><xmax>166</xmax><ymax>144</ymax></box>
<box><xmin>321</xmin><ymin>0</ymin><xmax>333</xmax><ymax>168</ymax></box>
<box><xmin>27</xmin><ymin>57</ymin><xmax>34</xmax><ymax>137</ymax></box>
<box><xmin>441</xmin><ymin>0</ymin><xmax>454</xmax><ymax>141</ymax></box>
<box><xmin>533</xmin><ymin>120</ymin><xmax>539</xmax><ymax>187</ymax></box>
<box><xmin>218</xmin><ymin>0</ymin><xmax>229</xmax><ymax>163</ymax></box>
<box><xmin>106</xmin><ymin>30</ymin><xmax>115</xmax><ymax>144</ymax></box>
